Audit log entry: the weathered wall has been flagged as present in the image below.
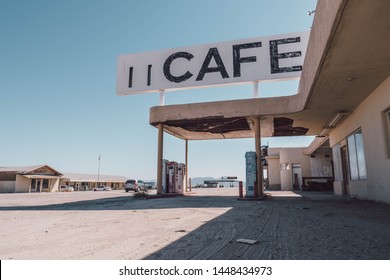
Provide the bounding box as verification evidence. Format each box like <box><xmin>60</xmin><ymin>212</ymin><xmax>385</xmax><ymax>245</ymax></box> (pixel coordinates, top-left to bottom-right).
<box><xmin>310</xmin><ymin>148</ymin><xmax>333</xmax><ymax>177</ymax></box>
<box><xmin>330</xmin><ymin>76</ymin><xmax>390</xmax><ymax>203</ymax></box>
<box><xmin>270</xmin><ymin>148</ymin><xmax>311</xmax><ymax>191</ymax></box>
<box><xmin>0</xmin><ymin>181</ymin><xmax>15</xmax><ymax>193</ymax></box>
<box><xmin>15</xmin><ymin>175</ymin><xmax>30</xmax><ymax>193</ymax></box>
<box><xmin>50</xmin><ymin>178</ymin><xmax>60</xmax><ymax>192</ymax></box>
<box><xmin>267</xmin><ymin>154</ymin><xmax>281</xmax><ymax>190</ymax></box>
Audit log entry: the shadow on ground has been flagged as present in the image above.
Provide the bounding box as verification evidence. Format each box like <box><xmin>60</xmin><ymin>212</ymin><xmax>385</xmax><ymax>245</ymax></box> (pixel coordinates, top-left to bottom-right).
<box><xmin>144</xmin><ymin>193</ymin><xmax>390</xmax><ymax>260</ymax></box>
<box><xmin>1</xmin><ymin>191</ymin><xmax>390</xmax><ymax>259</ymax></box>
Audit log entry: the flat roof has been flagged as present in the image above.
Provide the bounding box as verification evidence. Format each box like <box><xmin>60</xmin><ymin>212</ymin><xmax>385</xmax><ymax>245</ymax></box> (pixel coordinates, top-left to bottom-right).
<box><xmin>62</xmin><ymin>173</ymin><xmax>128</xmax><ymax>182</ymax></box>
<box><xmin>23</xmin><ymin>175</ymin><xmax>62</xmax><ymax>179</ymax></box>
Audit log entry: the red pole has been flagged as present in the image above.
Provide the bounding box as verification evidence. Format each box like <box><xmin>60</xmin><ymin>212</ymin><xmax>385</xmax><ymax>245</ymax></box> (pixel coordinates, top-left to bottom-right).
<box><xmin>239</xmin><ymin>181</ymin><xmax>243</xmax><ymax>198</ymax></box>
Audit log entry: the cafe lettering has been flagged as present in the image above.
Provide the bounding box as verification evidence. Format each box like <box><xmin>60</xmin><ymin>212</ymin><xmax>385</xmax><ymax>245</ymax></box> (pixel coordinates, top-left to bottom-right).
<box><xmin>116</xmin><ymin>31</ymin><xmax>309</xmax><ymax>95</ymax></box>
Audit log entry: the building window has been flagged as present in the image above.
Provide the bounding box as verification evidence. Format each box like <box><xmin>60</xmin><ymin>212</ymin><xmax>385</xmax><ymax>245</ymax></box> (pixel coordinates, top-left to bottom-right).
<box><xmin>347</xmin><ymin>129</ymin><xmax>367</xmax><ymax>180</ymax></box>
<box><xmin>42</xmin><ymin>179</ymin><xmax>49</xmax><ymax>191</ymax></box>
<box><xmin>31</xmin><ymin>179</ymin><xmax>36</xmax><ymax>190</ymax></box>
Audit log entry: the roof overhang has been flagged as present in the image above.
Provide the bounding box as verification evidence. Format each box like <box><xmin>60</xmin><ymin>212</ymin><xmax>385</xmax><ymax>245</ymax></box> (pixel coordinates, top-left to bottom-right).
<box><xmin>23</xmin><ymin>165</ymin><xmax>63</xmax><ymax>176</ymax></box>
<box><xmin>22</xmin><ymin>175</ymin><xmax>62</xmax><ymax>179</ymax></box>
<box><xmin>303</xmin><ymin>136</ymin><xmax>330</xmax><ymax>156</ymax></box>
<box><xmin>62</xmin><ymin>179</ymin><xmax>127</xmax><ymax>183</ymax></box>
<box><xmin>149</xmin><ymin>0</ymin><xmax>390</xmax><ymax>140</ymax></box>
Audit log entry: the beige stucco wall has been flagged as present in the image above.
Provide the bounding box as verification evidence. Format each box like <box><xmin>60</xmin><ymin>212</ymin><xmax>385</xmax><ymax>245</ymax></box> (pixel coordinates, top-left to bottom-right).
<box><xmin>310</xmin><ymin>149</ymin><xmax>333</xmax><ymax>177</ymax></box>
<box><xmin>272</xmin><ymin>148</ymin><xmax>311</xmax><ymax>191</ymax></box>
<box><xmin>333</xmin><ymin>181</ymin><xmax>343</xmax><ymax>196</ymax></box>
<box><xmin>329</xmin><ymin>75</ymin><xmax>390</xmax><ymax>203</ymax></box>
<box><xmin>267</xmin><ymin>156</ymin><xmax>281</xmax><ymax>190</ymax></box>
<box><xmin>51</xmin><ymin>178</ymin><xmax>60</xmax><ymax>192</ymax></box>
<box><xmin>268</xmin><ymin>147</ymin><xmax>334</xmax><ymax>191</ymax></box>
<box><xmin>15</xmin><ymin>175</ymin><xmax>30</xmax><ymax>193</ymax></box>
<box><xmin>0</xmin><ymin>181</ymin><xmax>16</xmax><ymax>193</ymax></box>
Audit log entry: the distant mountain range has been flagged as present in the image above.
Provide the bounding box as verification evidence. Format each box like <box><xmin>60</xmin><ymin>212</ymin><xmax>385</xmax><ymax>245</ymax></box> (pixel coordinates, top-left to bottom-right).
<box><xmin>144</xmin><ymin>177</ymin><xmax>214</xmax><ymax>186</ymax></box>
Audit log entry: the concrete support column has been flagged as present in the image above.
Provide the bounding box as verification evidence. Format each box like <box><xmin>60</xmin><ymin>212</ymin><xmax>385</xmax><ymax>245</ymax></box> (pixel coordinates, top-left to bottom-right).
<box><xmin>185</xmin><ymin>139</ymin><xmax>188</xmax><ymax>192</ymax></box>
<box><xmin>156</xmin><ymin>123</ymin><xmax>164</xmax><ymax>194</ymax></box>
<box><xmin>254</xmin><ymin>117</ymin><xmax>264</xmax><ymax>197</ymax></box>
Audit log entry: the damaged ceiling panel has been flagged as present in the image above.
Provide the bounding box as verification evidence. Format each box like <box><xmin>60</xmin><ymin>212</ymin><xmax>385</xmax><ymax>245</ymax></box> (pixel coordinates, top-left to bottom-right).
<box><xmin>273</xmin><ymin>117</ymin><xmax>309</xmax><ymax>136</ymax></box>
<box><xmin>164</xmin><ymin>117</ymin><xmax>250</xmax><ymax>134</ymax></box>
<box><xmin>159</xmin><ymin>116</ymin><xmax>308</xmax><ymax>139</ymax></box>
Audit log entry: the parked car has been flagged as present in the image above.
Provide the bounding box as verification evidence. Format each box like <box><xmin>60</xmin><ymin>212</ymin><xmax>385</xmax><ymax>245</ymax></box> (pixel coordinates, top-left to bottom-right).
<box><xmin>144</xmin><ymin>182</ymin><xmax>156</xmax><ymax>189</ymax></box>
<box><xmin>124</xmin><ymin>179</ymin><xmax>147</xmax><ymax>192</ymax></box>
<box><xmin>60</xmin><ymin>185</ymin><xmax>74</xmax><ymax>192</ymax></box>
<box><xmin>93</xmin><ymin>185</ymin><xmax>111</xmax><ymax>191</ymax></box>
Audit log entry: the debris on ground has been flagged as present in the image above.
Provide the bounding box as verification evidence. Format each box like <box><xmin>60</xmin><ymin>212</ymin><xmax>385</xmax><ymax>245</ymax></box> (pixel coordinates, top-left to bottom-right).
<box><xmin>236</xmin><ymin>238</ymin><xmax>259</xmax><ymax>245</ymax></box>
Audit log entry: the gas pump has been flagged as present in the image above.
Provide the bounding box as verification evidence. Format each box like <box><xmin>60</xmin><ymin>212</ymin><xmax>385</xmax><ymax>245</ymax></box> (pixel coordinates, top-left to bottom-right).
<box><xmin>162</xmin><ymin>159</ymin><xmax>169</xmax><ymax>194</ymax></box>
<box><xmin>176</xmin><ymin>163</ymin><xmax>186</xmax><ymax>194</ymax></box>
<box><xmin>245</xmin><ymin>151</ymin><xmax>257</xmax><ymax>197</ymax></box>
<box><xmin>167</xmin><ymin>161</ymin><xmax>178</xmax><ymax>193</ymax></box>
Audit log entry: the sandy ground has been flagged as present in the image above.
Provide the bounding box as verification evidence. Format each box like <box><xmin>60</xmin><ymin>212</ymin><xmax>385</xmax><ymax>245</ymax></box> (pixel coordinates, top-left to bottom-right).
<box><xmin>0</xmin><ymin>188</ymin><xmax>389</xmax><ymax>260</ymax></box>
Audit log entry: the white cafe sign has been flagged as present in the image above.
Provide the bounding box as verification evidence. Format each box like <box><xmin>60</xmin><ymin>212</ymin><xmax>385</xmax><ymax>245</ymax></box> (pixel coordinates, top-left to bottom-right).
<box><xmin>116</xmin><ymin>31</ymin><xmax>309</xmax><ymax>95</ymax></box>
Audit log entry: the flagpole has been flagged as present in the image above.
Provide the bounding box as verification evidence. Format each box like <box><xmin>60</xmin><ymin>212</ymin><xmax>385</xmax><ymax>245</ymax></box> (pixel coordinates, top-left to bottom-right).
<box><xmin>98</xmin><ymin>155</ymin><xmax>101</xmax><ymax>187</ymax></box>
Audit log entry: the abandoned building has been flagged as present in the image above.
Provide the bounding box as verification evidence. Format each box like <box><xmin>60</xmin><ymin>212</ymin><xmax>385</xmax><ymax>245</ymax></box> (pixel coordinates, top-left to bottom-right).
<box><xmin>0</xmin><ymin>165</ymin><xmax>128</xmax><ymax>193</ymax></box>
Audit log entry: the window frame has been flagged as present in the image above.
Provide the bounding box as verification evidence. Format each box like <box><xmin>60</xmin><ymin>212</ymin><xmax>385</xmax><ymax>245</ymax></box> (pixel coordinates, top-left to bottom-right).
<box><xmin>347</xmin><ymin>128</ymin><xmax>367</xmax><ymax>181</ymax></box>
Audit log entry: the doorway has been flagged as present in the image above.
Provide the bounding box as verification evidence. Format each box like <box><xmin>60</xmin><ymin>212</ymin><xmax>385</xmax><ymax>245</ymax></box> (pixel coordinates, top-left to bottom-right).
<box><xmin>31</xmin><ymin>179</ymin><xmax>42</xmax><ymax>192</ymax></box>
<box><xmin>30</xmin><ymin>179</ymin><xmax>49</xmax><ymax>192</ymax></box>
<box><xmin>292</xmin><ymin>163</ymin><xmax>302</xmax><ymax>190</ymax></box>
<box><xmin>340</xmin><ymin>146</ymin><xmax>350</xmax><ymax>195</ymax></box>
<box><xmin>42</xmin><ymin>179</ymin><xmax>49</xmax><ymax>192</ymax></box>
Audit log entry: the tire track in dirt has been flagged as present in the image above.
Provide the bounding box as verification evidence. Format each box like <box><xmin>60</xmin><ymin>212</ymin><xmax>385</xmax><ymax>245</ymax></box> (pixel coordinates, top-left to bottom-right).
<box><xmin>240</xmin><ymin>204</ymin><xmax>281</xmax><ymax>259</ymax></box>
<box><xmin>189</xmin><ymin>221</ymin><xmax>239</xmax><ymax>259</ymax></box>
<box><xmin>188</xmin><ymin>205</ymin><xmax>266</xmax><ymax>259</ymax></box>
<box><xmin>270</xmin><ymin>200</ymin><xmax>329</xmax><ymax>259</ymax></box>
<box><xmin>208</xmin><ymin>206</ymin><xmax>272</xmax><ymax>259</ymax></box>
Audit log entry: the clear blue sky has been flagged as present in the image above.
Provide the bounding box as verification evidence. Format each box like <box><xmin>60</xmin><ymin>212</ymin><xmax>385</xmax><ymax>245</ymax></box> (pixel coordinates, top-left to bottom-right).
<box><xmin>0</xmin><ymin>0</ymin><xmax>317</xmax><ymax>181</ymax></box>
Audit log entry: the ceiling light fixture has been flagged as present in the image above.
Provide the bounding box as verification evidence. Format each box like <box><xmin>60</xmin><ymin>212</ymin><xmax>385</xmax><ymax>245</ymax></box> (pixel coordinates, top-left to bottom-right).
<box><xmin>319</xmin><ymin>112</ymin><xmax>349</xmax><ymax>136</ymax></box>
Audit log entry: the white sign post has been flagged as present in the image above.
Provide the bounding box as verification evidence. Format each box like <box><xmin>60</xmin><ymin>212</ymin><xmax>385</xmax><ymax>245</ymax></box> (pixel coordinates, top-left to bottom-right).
<box><xmin>116</xmin><ymin>31</ymin><xmax>309</xmax><ymax>96</ymax></box>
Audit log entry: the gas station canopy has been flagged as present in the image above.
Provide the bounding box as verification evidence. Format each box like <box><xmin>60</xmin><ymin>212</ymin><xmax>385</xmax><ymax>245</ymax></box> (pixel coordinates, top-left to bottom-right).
<box><xmin>149</xmin><ymin>0</ymin><xmax>390</xmax><ymax>140</ymax></box>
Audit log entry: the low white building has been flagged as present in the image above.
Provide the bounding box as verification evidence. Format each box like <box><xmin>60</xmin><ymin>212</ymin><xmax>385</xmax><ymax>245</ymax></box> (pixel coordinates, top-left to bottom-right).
<box><xmin>0</xmin><ymin>165</ymin><xmax>128</xmax><ymax>193</ymax></box>
<box><xmin>266</xmin><ymin>144</ymin><xmax>333</xmax><ymax>191</ymax></box>
<box><xmin>0</xmin><ymin>165</ymin><xmax>62</xmax><ymax>193</ymax></box>
<box><xmin>60</xmin><ymin>173</ymin><xmax>128</xmax><ymax>191</ymax></box>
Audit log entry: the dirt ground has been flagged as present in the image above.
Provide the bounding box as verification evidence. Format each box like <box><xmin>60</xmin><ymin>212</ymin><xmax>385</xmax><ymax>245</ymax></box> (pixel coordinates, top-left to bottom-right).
<box><xmin>0</xmin><ymin>188</ymin><xmax>389</xmax><ymax>260</ymax></box>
